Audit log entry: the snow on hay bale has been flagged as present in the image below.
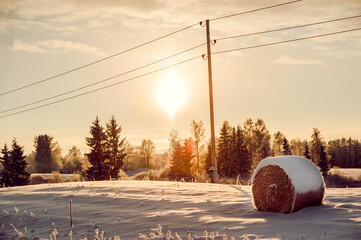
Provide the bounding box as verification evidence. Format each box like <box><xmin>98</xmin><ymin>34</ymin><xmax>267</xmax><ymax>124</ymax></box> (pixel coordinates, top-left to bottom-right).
<box><xmin>251</xmin><ymin>156</ymin><xmax>325</xmax><ymax>213</ymax></box>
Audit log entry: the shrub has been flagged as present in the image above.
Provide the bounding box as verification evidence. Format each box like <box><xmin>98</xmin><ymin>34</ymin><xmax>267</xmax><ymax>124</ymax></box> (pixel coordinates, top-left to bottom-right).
<box><xmin>193</xmin><ymin>172</ymin><xmax>210</xmax><ymax>183</ymax></box>
<box><xmin>325</xmin><ymin>171</ymin><xmax>361</xmax><ymax>187</ymax></box>
<box><xmin>48</xmin><ymin>171</ymin><xmax>64</xmax><ymax>183</ymax></box>
<box><xmin>30</xmin><ymin>175</ymin><xmax>48</xmax><ymax>185</ymax></box>
<box><xmin>118</xmin><ymin>169</ymin><xmax>128</xmax><ymax>180</ymax></box>
<box><xmin>158</xmin><ymin>167</ymin><xmax>170</xmax><ymax>181</ymax></box>
<box><xmin>219</xmin><ymin>177</ymin><xmax>237</xmax><ymax>185</ymax></box>
<box><xmin>148</xmin><ymin>169</ymin><xmax>159</xmax><ymax>180</ymax></box>
<box><xmin>133</xmin><ymin>172</ymin><xmax>150</xmax><ymax>181</ymax></box>
<box><xmin>64</xmin><ymin>174</ymin><xmax>81</xmax><ymax>183</ymax></box>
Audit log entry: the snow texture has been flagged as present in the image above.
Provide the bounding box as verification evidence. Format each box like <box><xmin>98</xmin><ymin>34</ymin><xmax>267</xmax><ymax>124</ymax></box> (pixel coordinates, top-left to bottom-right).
<box><xmin>252</xmin><ymin>156</ymin><xmax>325</xmax><ymax>194</ymax></box>
<box><xmin>1</xmin><ymin>180</ymin><xmax>360</xmax><ymax>239</ymax></box>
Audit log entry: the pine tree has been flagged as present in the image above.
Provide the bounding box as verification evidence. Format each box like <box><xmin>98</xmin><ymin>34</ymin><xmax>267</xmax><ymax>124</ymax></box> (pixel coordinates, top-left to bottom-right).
<box><xmin>318</xmin><ymin>144</ymin><xmax>330</xmax><ymax>177</ymax></box>
<box><xmin>85</xmin><ymin>116</ymin><xmax>109</xmax><ymax>181</ymax></box>
<box><xmin>9</xmin><ymin>139</ymin><xmax>30</xmax><ymax>186</ymax></box>
<box><xmin>217</xmin><ymin>121</ymin><xmax>232</xmax><ymax>178</ymax></box>
<box><xmin>105</xmin><ymin>116</ymin><xmax>127</xmax><ymax>178</ymax></box>
<box><xmin>0</xmin><ymin>144</ymin><xmax>13</xmax><ymax>187</ymax></box>
<box><xmin>282</xmin><ymin>137</ymin><xmax>292</xmax><ymax>155</ymax></box>
<box><xmin>303</xmin><ymin>140</ymin><xmax>311</xmax><ymax>160</ymax></box>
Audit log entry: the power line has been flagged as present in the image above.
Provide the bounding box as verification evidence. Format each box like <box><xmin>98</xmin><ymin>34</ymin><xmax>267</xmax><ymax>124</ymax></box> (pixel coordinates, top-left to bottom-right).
<box><xmin>0</xmin><ymin>55</ymin><xmax>201</xmax><ymax>119</ymax></box>
<box><xmin>0</xmin><ymin>22</ymin><xmax>199</xmax><ymax>97</ymax></box>
<box><xmin>213</xmin><ymin>27</ymin><xmax>361</xmax><ymax>55</ymax></box>
<box><xmin>215</xmin><ymin>15</ymin><xmax>361</xmax><ymax>42</ymax></box>
<box><xmin>209</xmin><ymin>0</ymin><xmax>302</xmax><ymax>21</ymax></box>
<box><xmin>0</xmin><ymin>43</ymin><xmax>205</xmax><ymax>114</ymax></box>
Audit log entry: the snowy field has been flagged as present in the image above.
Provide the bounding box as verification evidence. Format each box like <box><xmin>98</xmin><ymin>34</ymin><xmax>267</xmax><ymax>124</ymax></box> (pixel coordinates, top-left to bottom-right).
<box><xmin>0</xmin><ymin>181</ymin><xmax>360</xmax><ymax>239</ymax></box>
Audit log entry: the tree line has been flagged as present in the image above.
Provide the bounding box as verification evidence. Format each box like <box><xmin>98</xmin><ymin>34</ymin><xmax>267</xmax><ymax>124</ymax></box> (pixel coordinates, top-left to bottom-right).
<box><xmin>1</xmin><ymin>116</ymin><xmax>360</xmax><ymax>186</ymax></box>
<box><xmin>167</xmin><ymin>119</ymin><xmax>360</xmax><ymax>181</ymax></box>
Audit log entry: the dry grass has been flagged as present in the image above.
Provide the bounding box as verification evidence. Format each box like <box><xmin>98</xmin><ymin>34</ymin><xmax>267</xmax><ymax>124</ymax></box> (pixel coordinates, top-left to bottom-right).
<box><xmin>29</xmin><ymin>175</ymin><xmax>49</xmax><ymax>184</ymax></box>
<box><xmin>47</xmin><ymin>171</ymin><xmax>64</xmax><ymax>183</ymax></box>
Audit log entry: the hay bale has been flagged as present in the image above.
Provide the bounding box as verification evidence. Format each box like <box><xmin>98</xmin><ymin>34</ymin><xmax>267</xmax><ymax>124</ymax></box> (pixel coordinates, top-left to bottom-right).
<box><xmin>251</xmin><ymin>156</ymin><xmax>325</xmax><ymax>213</ymax></box>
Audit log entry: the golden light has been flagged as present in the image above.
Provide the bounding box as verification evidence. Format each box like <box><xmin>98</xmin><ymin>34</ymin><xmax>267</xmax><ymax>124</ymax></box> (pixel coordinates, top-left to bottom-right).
<box><xmin>155</xmin><ymin>70</ymin><xmax>188</xmax><ymax>119</ymax></box>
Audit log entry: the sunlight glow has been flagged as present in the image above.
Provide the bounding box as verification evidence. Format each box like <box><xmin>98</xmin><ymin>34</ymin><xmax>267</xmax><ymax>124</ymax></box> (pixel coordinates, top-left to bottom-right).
<box><xmin>155</xmin><ymin>71</ymin><xmax>188</xmax><ymax>119</ymax></box>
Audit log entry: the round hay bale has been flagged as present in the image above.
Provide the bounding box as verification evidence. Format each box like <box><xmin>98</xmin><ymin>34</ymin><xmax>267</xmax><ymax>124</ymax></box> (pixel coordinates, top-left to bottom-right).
<box><xmin>251</xmin><ymin>156</ymin><xmax>325</xmax><ymax>213</ymax></box>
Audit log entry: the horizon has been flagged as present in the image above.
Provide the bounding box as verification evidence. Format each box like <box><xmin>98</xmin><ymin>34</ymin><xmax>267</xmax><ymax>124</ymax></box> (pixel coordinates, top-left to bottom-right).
<box><xmin>1</xmin><ymin>0</ymin><xmax>361</xmax><ymax>156</ymax></box>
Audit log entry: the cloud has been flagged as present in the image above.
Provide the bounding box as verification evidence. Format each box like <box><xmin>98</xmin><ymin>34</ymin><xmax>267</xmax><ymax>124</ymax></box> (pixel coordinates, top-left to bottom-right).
<box><xmin>273</xmin><ymin>56</ymin><xmax>323</xmax><ymax>65</ymax></box>
<box><xmin>11</xmin><ymin>39</ymin><xmax>105</xmax><ymax>56</ymax></box>
<box><xmin>12</xmin><ymin>40</ymin><xmax>44</xmax><ymax>53</ymax></box>
<box><xmin>37</xmin><ymin>39</ymin><xmax>105</xmax><ymax>56</ymax></box>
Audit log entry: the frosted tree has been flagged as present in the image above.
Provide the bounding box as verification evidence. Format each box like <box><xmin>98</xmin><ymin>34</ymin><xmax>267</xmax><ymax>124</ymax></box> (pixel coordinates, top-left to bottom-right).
<box><xmin>190</xmin><ymin>120</ymin><xmax>205</xmax><ymax>174</ymax></box>
<box><xmin>140</xmin><ymin>139</ymin><xmax>155</xmax><ymax>169</ymax></box>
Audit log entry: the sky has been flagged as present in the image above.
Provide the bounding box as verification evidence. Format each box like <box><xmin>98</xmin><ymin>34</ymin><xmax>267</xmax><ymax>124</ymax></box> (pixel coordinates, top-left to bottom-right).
<box><xmin>0</xmin><ymin>0</ymin><xmax>361</xmax><ymax>156</ymax></box>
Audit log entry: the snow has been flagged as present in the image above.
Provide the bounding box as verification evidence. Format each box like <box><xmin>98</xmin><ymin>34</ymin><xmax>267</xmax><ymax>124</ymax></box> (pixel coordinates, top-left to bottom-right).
<box><xmin>1</xmin><ymin>181</ymin><xmax>360</xmax><ymax>239</ymax></box>
<box><xmin>252</xmin><ymin>156</ymin><xmax>325</xmax><ymax>194</ymax></box>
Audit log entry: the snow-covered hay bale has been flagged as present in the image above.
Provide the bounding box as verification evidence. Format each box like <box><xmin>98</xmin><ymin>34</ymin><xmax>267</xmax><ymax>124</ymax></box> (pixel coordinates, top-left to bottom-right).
<box><xmin>251</xmin><ymin>156</ymin><xmax>325</xmax><ymax>213</ymax></box>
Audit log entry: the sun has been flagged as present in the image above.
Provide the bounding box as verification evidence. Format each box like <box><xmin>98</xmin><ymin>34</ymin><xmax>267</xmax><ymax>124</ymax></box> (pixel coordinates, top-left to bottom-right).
<box><xmin>155</xmin><ymin>71</ymin><xmax>188</xmax><ymax>119</ymax></box>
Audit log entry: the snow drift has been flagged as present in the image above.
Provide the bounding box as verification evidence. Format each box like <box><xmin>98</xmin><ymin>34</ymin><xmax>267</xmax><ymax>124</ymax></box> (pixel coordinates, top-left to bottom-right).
<box><xmin>251</xmin><ymin>156</ymin><xmax>325</xmax><ymax>213</ymax></box>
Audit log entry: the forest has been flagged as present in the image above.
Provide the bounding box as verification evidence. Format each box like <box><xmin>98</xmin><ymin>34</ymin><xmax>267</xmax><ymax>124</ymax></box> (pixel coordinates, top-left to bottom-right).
<box><xmin>1</xmin><ymin>116</ymin><xmax>361</xmax><ymax>186</ymax></box>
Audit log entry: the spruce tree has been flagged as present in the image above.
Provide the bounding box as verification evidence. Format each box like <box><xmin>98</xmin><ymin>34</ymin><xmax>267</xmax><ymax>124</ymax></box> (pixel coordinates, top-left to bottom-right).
<box><xmin>282</xmin><ymin>137</ymin><xmax>292</xmax><ymax>155</ymax></box>
<box><xmin>228</xmin><ymin>127</ymin><xmax>238</xmax><ymax>178</ymax></box>
<box><xmin>303</xmin><ymin>140</ymin><xmax>311</xmax><ymax>160</ymax></box>
<box><xmin>204</xmin><ymin>142</ymin><xmax>212</xmax><ymax>177</ymax></box>
<box><xmin>217</xmin><ymin>121</ymin><xmax>232</xmax><ymax>178</ymax></box>
<box><xmin>318</xmin><ymin>144</ymin><xmax>329</xmax><ymax>177</ymax></box>
<box><xmin>311</xmin><ymin>128</ymin><xmax>322</xmax><ymax>164</ymax></box>
<box><xmin>34</xmin><ymin>135</ymin><xmax>54</xmax><ymax>173</ymax></box>
<box><xmin>10</xmin><ymin>139</ymin><xmax>30</xmax><ymax>186</ymax></box>
<box><xmin>85</xmin><ymin>116</ymin><xmax>109</xmax><ymax>181</ymax></box>
<box><xmin>0</xmin><ymin>144</ymin><xmax>13</xmax><ymax>187</ymax></box>
<box><xmin>105</xmin><ymin>116</ymin><xmax>127</xmax><ymax>179</ymax></box>
<box><xmin>234</xmin><ymin>127</ymin><xmax>251</xmax><ymax>179</ymax></box>
<box><xmin>169</xmin><ymin>138</ymin><xmax>193</xmax><ymax>180</ymax></box>
<box><xmin>0</xmin><ymin>140</ymin><xmax>30</xmax><ymax>187</ymax></box>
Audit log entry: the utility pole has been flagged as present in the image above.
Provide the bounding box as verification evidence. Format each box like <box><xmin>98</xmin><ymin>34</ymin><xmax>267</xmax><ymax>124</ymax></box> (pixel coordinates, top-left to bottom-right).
<box><xmin>204</xmin><ymin>19</ymin><xmax>218</xmax><ymax>183</ymax></box>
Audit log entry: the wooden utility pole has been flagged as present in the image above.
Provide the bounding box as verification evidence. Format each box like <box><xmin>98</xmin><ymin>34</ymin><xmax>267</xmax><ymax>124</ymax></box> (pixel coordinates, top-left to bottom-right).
<box><xmin>205</xmin><ymin>19</ymin><xmax>218</xmax><ymax>183</ymax></box>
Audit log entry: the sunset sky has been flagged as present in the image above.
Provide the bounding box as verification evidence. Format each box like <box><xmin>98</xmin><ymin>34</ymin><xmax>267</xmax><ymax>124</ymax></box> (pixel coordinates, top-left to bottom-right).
<box><xmin>1</xmin><ymin>0</ymin><xmax>360</xmax><ymax>156</ymax></box>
